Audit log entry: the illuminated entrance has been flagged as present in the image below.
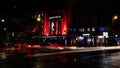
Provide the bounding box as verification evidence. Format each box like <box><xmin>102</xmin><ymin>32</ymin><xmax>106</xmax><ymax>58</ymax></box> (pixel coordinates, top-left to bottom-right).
<box><xmin>50</xmin><ymin>20</ymin><xmax>62</xmax><ymax>35</ymax></box>
<box><xmin>43</xmin><ymin>11</ymin><xmax>67</xmax><ymax>36</ymax></box>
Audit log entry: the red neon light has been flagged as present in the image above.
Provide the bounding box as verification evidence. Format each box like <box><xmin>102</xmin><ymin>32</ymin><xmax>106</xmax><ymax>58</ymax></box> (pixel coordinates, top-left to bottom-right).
<box><xmin>43</xmin><ymin>11</ymin><xmax>68</xmax><ymax>36</ymax></box>
<box><xmin>56</xmin><ymin>21</ymin><xmax>58</xmax><ymax>35</ymax></box>
<box><xmin>62</xmin><ymin>11</ymin><xmax>67</xmax><ymax>35</ymax></box>
<box><xmin>43</xmin><ymin>14</ymin><xmax>48</xmax><ymax>36</ymax></box>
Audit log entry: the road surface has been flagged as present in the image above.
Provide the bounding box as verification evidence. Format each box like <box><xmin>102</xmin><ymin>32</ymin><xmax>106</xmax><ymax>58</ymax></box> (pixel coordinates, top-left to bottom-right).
<box><xmin>0</xmin><ymin>46</ymin><xmax>120</xmax><ymax>68</ymax></box>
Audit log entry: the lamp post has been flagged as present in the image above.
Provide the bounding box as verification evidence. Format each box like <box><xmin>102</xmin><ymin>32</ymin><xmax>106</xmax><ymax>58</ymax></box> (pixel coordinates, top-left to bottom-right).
<box><xmin>112</xmin><ymin>15</ymin><xmax>118</xmax><ymax>34</ymax></box>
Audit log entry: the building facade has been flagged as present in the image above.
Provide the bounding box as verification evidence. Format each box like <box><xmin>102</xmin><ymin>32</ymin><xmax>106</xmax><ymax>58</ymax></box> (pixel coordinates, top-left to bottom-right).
<box><xmin>42</xmin><ymin>10</ymin><xmax>67</xmax><ymax>36</ymax></box>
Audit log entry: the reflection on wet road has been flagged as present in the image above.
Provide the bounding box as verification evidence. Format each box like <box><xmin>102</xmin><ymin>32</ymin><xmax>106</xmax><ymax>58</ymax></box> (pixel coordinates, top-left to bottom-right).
<box><xmin>1</xmin><ymin>51</ymin><xmax>120</xmax><ymax>68</ymax></box>
<box><xmin>32</xmin><ymin>51</ymin><xmax>120</xmax><ymax>68</ymax></box>
<box><xmin>0</xmin><ymin>53</ymin><xmax>34</xmax><ymax>68</ymax></box>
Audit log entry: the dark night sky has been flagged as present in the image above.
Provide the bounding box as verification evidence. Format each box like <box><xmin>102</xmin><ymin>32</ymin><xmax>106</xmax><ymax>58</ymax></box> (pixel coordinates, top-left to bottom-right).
<box><xmin>0</xmin><ymin>0</ymin><xmax>68</xmax><ymax>15</ymax></box>
<box><xmin>0</xmin><ymin>0</ymin><xmax>120</xmax><ymax>24</ymax></box>
<box><xmin>0</xmin><ymin>0</ymin><xmax>69</xmax><ymax>32</ymax></box>
<box><xmin>0</xmin><ymin>0</ymin><xmax>119</xmax><ymax>15</ymax></box>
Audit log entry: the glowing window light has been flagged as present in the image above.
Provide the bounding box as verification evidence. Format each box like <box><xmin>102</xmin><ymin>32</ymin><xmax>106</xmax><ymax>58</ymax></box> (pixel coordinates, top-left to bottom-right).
<box><xmin>100</xmin><ymin>27</ymin><xmax>105</xmax><ymax>32</ymax></box>
<box><xmin>83</xmin><ymin>33</ymin><xmax>90</xmax><ymax>36</ymax></box>
<box><xmin>81</xmin><ymin>28</ymin><xmax>85</xmax><ymax>32</ymax></box>
<box><xmin>4</xmin><ymin>28</ymin><xmax>6</xmax><ymax>31</ymax></box>
<box><xmin>42</xmin><ymin>13</ymin><xmax>44</xmax><ymax>16</ymax></box>
<box><xmin>92</xmin><ymin>27</ymin><xmax>95</xmax><ymax>31</ymax></box>
<box><xmin>38</xmin><ymin>14</ymin><xmax>41</xmax><ymax>17</ymax></box>
<box><xmin>12</xmin><ymin>32</ymin><xmax>15</xmax><ymax>37</ymax></box>
<box><xmin>97</xmin><ymin>36</ymin><xmax>104</xmax><ymax>39</ymax></box>
<box><xmin>74</xmin><ymin>28</ymin><xmax>76</xmax><ymax>32</ymax></box>
<box><xmin>103</xmin><ymin>32</ymin><xmax>109</xmax><ymax>38</ymax></box>
<box><xmin>77</xmin><ymin>36</ymin><xmax>84</xmax><ymax>40</ymax></box>
<box><xmin>115</xmin><ymin>35</ymin><xmax>118</xmax><ymax>37</ymax></box>
<box><xmin>87</xmin><ymin>28</ymin><xmax>90</xmax><ymax>32</ymax></box>
<box><xmin>37</xmin><ymin>18</ymin><xmax>41</xmax><ymax>22</ymax></box>
<box><xmin>51</xmin><ymin>22</ymin><xmax>55</xmax><ymax>31</ymax></box>
<box><xmin>70</xmin><ymin>28</ymin><xmax>72</xmax><ymax>32</ymax></box>
<box><xmin>36</xmin><ymin>14</ymin><xmax>42</xmax><ymax>22</ymax></box>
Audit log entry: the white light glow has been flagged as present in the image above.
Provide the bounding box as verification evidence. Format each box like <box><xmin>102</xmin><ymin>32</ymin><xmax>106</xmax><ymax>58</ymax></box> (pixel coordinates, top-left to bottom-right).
<box><xmin>92</xmin><ymin>27</ymin><xmax>95</xmax><ymax>31</ymax></box>
<box><xmin>87</xmin><ymin>28</ymin><xmax>90</xmax><ymax>32</ymax></box>
<box><xmin>51</xmin><ymin>22</ymin><xmax>55</xmax><ymax>31</ymax></box>
<box><xmin>37</xmin><ymin>18</ymin><xmax>41</xmax><ymax>21</ymax></box>
<box><xmin>49</xmin><ymin>16</ymin><xmax>61</xmax><ymax>19</ymax></box>
<box><xmin>3</xmin><ymin>28</ymin><xmax>6</xmax><ymax>30</ymax></box>
<box><xmin>1</xmin><ymin>19</ymin><xmax>5</xmax><ymax>22</ymax></box>
<box><xmin>113</xmin><ymin>16</ymin><xmax>118</xmax><ymax>20</ymax></box>
<box><xmin>97</xmin><ymin>36</ymin><xmax>104</xmax><ymax>39</ymax></box>
<box><xmin>103</xmin><ymin>32</ymin><xmax>109</xmax><ymax>38</ymax></box>
<box><xmin>77</xmin><ymin>36</ymin><xmax>84</xmax><ymax>40</ymax></box>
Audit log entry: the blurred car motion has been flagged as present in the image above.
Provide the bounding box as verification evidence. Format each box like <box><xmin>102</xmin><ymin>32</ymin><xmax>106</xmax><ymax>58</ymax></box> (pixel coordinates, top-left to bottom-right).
<box><xmin>45</xmin><ymin>43</ymin><xmax>65</xmax><ymax>50</ymax></box>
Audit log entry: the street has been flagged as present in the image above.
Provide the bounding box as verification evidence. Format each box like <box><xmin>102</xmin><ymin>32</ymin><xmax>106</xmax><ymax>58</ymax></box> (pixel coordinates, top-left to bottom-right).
<box><xmin>0</xmin><ymin>47</ymin><xmax>120</xmax><ymax>68</ymax></box>
<box><xmin>0</xmin><ymin>0</ymin><xmax>120</xmax><ymax>68</ymax></box>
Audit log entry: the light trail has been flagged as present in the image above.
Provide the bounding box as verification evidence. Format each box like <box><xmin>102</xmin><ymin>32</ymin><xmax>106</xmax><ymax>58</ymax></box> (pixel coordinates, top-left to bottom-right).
<box><xmin>28</xmin><ymin>46</ymin><xmax>120</xmax><ymax>57</ymax></box>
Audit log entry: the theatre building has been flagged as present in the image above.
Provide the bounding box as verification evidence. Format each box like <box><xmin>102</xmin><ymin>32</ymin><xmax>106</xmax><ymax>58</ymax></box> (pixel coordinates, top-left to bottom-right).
<box><xmin>35</xmin><ymin>10</ymin><xmax>69</xmax><ymax>44</ymax></box>
<box><xmin>43</xmin><ymin>10</ymin><xmax>67</xmax><ymax>36</ymax></box>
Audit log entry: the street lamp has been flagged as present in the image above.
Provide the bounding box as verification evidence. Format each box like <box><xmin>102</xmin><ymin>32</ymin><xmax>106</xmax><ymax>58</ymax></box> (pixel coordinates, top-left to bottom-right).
<box><xmin>1</xmin><ymin>19</ymin><xmax>5</xmax><ymax>22</ymax></box>
<box><xmin>112</xmin><ymin>15</ymin><xmax>118</xmax><ymax>34</ymax></box>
